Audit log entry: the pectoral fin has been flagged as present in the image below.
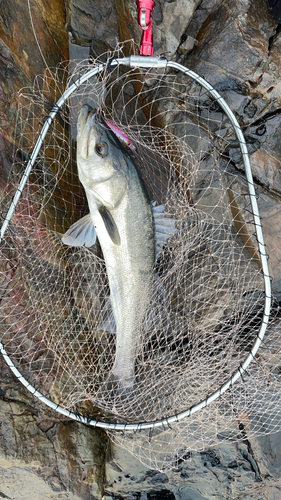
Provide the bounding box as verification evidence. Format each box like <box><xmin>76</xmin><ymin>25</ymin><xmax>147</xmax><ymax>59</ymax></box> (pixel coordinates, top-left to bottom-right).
<box><xmin>152</xmin><ymin>203</ymin><xmax>177</xmax><ymax>255</ymax></box>
<box><xmin>98</xmin><ymin>205</ymin><xmax>121</xmax><ymax>246</ymax></box>
<box><xmin>62</xmin><ymin>213</ymin><xmax>97</xmax><ymax>247</ymax></box>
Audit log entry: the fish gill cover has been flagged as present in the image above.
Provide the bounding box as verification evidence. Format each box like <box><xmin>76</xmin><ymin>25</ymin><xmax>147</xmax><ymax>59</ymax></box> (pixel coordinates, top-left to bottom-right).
<box><xmin>0</xmin><ymin>42</ymin><xmax>280</xmax><ymax>471</ymax></box>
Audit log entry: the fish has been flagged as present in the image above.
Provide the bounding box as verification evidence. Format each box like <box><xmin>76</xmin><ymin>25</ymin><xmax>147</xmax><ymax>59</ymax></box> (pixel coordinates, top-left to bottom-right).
<box><xmin>62</xmin><ymin>104</ymin><xmax>176</xmax><ymax>392</ymax></box>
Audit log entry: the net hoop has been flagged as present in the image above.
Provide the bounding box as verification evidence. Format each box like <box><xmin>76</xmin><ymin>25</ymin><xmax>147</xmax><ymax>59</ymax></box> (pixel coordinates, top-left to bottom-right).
<box><xmin>0</xmin><ymin>55</ymin><xmax>271</xmax><ymax>431</ymax></box>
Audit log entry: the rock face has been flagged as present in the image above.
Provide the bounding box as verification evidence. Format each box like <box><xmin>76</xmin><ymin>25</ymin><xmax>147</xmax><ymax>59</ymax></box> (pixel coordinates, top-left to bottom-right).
<box><xmin>68</xmin><ymin>0</ymin><xmax>119</xmax><ymax>48</ymax></box>
<box><xmin>105</xmin><ymin>433</ymin><xmax>281</xmax><ymax>500</ymax></box>
<box><xmin>0</xmin><ymin>350</ymin><xmax>107</xmax><ymax>498</ymax></box>
<box><xmin>0</xmin><ymin>2</ymin><xmax>106</xmax><ymax>499</ymax></box>
<box><xmin>1</xmin><ymin>0</ymin><xmax>281</xmax><ymax>499</ymax></box>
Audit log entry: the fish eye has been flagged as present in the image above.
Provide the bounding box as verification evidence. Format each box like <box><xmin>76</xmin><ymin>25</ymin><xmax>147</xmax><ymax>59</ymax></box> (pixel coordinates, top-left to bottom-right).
<box><xmin>95</xmin><ymin>142</ymin><xmax>108</xmax><ymax>156</ymax></box>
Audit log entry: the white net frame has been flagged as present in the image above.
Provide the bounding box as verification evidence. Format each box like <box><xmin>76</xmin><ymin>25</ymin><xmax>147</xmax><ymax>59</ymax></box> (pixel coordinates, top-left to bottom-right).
<box><xmin>0</xmin><ymin>52</ymin><xmax>275</xmax><ymax>457</ymax></box>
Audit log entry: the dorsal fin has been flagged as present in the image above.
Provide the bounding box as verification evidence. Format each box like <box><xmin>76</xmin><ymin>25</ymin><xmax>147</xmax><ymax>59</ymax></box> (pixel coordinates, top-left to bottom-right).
<box><xmin>152</xmin><ymin>202</ymin><xmax>177</xmax><ymax>256</ymax></box>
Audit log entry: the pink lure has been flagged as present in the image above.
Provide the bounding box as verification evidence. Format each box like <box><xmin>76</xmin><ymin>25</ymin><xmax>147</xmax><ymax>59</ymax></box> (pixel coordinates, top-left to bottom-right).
<box><xmin>106</xmin><ymin>121</ymin><xmax>137</xmax><ymax>153</ymax></box>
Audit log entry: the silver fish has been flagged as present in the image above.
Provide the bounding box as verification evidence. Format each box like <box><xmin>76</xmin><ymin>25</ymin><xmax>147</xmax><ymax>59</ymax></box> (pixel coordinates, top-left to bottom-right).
<box><xmin>62</xmin><ymin>104</ymin><xmax>175</xmax><ymax>392</ymax></box>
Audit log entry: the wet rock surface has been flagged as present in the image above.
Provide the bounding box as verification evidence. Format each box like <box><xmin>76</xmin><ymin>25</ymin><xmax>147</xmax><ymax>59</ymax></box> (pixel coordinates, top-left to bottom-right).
<box><xmin>68</xmin><ymin>0</ymin><xmax>118</xmax><ymax>48</ymax></box>
<box><xmin>1</xmin><ymin>0</ymin><xmax>281</xmax><ymax>499</ymax></box>
<box><xmin>105</xmin><ymin>435</ymin><xmax>281</xmax><ymax>499</ymax></box>
<box><xmin>0</xmin><ymin>356</ymin><xmax>107</xmax><ymax>499</ymax></box>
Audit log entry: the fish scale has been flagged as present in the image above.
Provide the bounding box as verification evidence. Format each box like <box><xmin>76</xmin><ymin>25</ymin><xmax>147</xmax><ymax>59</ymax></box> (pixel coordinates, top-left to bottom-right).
<box><xmin>85</xmin><ymin>165</ymin><xmax>154</xmax><ymax>391</ymax></box>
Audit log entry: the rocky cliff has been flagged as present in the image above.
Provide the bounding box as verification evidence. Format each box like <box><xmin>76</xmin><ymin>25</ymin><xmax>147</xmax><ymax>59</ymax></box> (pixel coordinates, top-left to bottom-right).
<box><xmin>1</xmin><ymin>1</ymin><xmax>281</xmax><ymax>499</ymax></box>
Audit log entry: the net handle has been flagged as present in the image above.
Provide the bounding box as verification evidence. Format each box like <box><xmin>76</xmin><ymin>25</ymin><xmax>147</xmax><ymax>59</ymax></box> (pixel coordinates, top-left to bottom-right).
<box><xmin>0</xmin><ymin>55</ymin><xmax>271</xmax><ymax>431</ymax></box>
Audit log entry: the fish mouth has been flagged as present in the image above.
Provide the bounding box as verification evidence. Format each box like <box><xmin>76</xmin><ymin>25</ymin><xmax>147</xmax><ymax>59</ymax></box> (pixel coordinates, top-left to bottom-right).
<box><xmin>80</xmin><ymin>104</ymin><xmax>97</xmax><ymax>129</ymax></box>
<box><xmin>79</xmin><ymin>104</ymin><xmax>110</xmax><ymax>138</ymax></box>
<box><xmin>80</xmin><ymin>104</ymin><xmax>107</xmax><ymax>128</ymax></box>
<box><xmin>77</xmin><ymin>104</ymin><xmax>107</xmax><ymax>159</ymax></box>
<box><xmin>85</xmin><ymin>103</ymin><xmax>95</xmax><ymax>122</ymax></box>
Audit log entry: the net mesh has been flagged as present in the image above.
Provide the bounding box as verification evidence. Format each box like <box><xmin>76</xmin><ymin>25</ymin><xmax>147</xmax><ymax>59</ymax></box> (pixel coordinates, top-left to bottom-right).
<box><xmin>0</xmin><ymin>43</ymin><xmax>280</xmax><ymax>471</ymax></box>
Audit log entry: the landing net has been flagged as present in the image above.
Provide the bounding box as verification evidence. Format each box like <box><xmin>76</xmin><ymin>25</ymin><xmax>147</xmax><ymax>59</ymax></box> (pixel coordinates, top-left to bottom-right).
<box><xmin>0</xmin><ymin>43</ymin><xmax>279</xmax><ymax>470</ymax></box>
